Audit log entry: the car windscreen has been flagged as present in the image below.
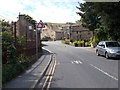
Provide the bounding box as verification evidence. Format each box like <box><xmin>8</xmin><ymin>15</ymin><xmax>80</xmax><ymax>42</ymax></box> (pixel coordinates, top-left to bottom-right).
<box><xmin>106</xmin><ymin>42</ymin><xmax>120</xmax><ymax>47</ymax></box>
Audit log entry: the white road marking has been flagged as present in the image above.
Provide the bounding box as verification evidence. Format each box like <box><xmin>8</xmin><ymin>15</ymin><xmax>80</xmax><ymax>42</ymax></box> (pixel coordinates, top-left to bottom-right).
<box><xmin>71</xmin><ymin>60</ymin><xmax>83</xmax><ymax>64</ymax></box>
<box><xmin>78</xmin><ymin>61</ymin><xmax>83</xmax><ymax>64</ymax></box>
<box><xmin>90</xmin><ymin>64</ymin><xmax>118</xmax><ymax>81</ymax></box>
<box><xmin>75</xmin><ymin>61</ymin><xmax>79</xmax><ymax>64</ymax></box>
<box><xmin>71</xmin><ymin>61</ymin><xmax>74</xmax><ymax>64</ymax></box>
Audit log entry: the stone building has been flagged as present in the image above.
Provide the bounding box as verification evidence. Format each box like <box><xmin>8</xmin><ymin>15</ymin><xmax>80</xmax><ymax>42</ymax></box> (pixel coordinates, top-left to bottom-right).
<box><xmin>62</xmin><ymin>23</ymin><xmax>93</xmax><ymax>41</ymax></box>
<box><xmin>41</xmin><ymin>24</ymin><xmax>64</xmax><ymax>40</ymax></box>
<box><xmin>16</xmin><ymin>14</ymin><xmax>36</xmax><ymax>41</ymax></box>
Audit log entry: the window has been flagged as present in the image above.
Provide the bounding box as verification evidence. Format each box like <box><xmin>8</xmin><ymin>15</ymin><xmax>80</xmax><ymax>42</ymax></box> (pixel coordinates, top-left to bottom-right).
<box><xmin>106</xmin><ymin>42</ymin><xmax>120</xmax><ymax>47</ymax></box>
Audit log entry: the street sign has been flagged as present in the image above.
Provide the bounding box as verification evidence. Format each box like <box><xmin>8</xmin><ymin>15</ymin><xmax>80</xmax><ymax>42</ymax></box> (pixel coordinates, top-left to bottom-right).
<box><xmin>37</xmin><ymin>20</ymin><xmax>45</xmax><ymax>28</ymax></box>
<box><xmin>29</xmin><ymin>26</ymin><xmax>32</xmax><ymax>30</ymax></box>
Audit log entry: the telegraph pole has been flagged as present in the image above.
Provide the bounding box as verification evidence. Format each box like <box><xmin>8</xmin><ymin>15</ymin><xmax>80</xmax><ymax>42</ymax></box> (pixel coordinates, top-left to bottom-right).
<box><xmin>13</xmin><ymin>22</ymin><xmax>16</xmax><ymax>46</ymax></box>
<box><xmin>36</xmin><ymin>25</ymin><xmax>38</xmax><ymax>60</ymax></box>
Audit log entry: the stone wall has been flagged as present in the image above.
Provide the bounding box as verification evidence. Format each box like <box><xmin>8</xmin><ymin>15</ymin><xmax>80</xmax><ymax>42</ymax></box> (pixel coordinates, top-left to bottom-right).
<box><xmin>16</xmin><ymin>15</ymin><xmax>36</xmax><ymax>41</ymax></box>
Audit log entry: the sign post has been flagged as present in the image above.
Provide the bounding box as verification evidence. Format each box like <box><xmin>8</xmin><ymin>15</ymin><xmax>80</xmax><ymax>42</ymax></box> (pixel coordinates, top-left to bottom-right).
<box><xmin>36</xmin><ymin>20</ymin><xmax>45</xmax><ymax>60</ymax></box>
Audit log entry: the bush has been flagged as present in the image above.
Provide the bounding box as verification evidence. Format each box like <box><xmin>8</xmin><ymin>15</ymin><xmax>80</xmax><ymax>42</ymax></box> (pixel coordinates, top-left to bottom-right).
<box><xmin>64</xmin><ymin>39</ymin><xmax>70</xmax><ymax>44</ymax></box>
<box><xmin>70</xmin><ymin>39</ymin><xmax>74</xmax><ymax>43</ymax></box>
<box><xmin>42</xmin><ymin>36</ymin><xmax>51</xmax><ymax>41</ymax></box>
<box><xmin>85</xmin><ymin>41</ymin><xmax>91</xmax><ymax>47</ymax></box>
<box><xmin>69</xmin><ymin>42</ymin><xmax>74</xmax><ymax>46</ymax></box>
<box><xmin>74</xmin><ymin>43</ymin><xmax>78</xmax><ymax>47</ymax></box>
<box><xmin>2</xmin><ymin>54</ymin><xmax>30</xmax><ymax>85</ymax></box>
<box><xmin>2</xmin><ymin>30</ymin><xmax>26</xmax><ymax>64</ymax></box>
<box><xmin>73</xmin><ymin>41</ymin><xmax>84</xmax><ymax>47</ymax></box>
<box><xmin>16</xmin><ymin>36</ymin><xmax>26</xmax><ymax>47</ymax></box>
<box><xmin>91</xmin><ymin>41</ymin><xmax>98</xmax><ymax>48</ymax></box>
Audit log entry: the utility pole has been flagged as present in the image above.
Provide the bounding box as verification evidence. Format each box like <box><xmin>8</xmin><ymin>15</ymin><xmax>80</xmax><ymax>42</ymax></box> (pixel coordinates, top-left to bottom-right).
<box><xmin>13</xmin><ymin>22</ymin><xmax>16</xmax><ymax>46</ymax></box>
<box><xmin>26</xmin><ymin>26</ymin><xmax>28</xmax><ymax>48</ymax></box>
<box><xmin>36</xmin><ymin>25</ymin><xmax>38</xmax><ymax>60</ymax></box>
<box><xmin>36</xmin><ymin>20</ymin><xmax>44</xmax><ymax>60</ymax></box>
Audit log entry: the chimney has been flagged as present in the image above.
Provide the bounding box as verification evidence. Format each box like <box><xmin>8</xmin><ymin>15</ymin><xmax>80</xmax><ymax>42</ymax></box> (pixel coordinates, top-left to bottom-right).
<box><xmin>18</xmin><ymin>14</ymin><xmax>25</xmax><ymax>20</ymax></box>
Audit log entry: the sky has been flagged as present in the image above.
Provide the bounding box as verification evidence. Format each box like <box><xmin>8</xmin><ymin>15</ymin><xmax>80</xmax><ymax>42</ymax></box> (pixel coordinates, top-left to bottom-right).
<box><xmin>0</xmin><ymin>0</ymin><xmax>85</xmax><ymax>23</ymax></box>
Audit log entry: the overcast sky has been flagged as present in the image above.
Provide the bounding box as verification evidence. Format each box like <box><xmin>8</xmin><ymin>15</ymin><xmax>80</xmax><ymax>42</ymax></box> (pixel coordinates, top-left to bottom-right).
<box><xmin>0</xmin><ymin>0</ymin><xmax>85</xmax><ymax>23</ymax></box>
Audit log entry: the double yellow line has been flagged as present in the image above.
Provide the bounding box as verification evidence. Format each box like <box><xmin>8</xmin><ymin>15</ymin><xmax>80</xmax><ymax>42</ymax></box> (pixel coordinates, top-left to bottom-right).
<box><xmin>32</xmin><ymin>48</ymin><xmax>56</xmax><ymax>90</ymax></box>
<box><xmin>42</xmin><ymin>54</ymin><xmax>56</xmax><ymax>89</ymax></box>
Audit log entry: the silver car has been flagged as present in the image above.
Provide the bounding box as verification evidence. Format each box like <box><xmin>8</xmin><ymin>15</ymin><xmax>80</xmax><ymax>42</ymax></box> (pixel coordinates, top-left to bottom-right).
<box><xmin>96</xmin><ymin>41</ymin><xmax>120</xmax><ymax>59</ymax></box>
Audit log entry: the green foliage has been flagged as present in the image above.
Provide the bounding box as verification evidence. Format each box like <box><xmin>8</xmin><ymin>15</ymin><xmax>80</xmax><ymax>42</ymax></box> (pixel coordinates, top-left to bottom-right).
<box><xmin>2</xmin><ymin>19</ymin><xmax>35</xmax><ymax>85</ymax></box>
<box><xmin>76</xmin><ymin>3</ymin><xmax>100</xmax><ymax>31</ymax></box>
<box><xmin>2</xmin><ymin>54</ymin><xmax>30</xmax><ymax>85</ymax></box>
<box><xmin>0</xmin><ymin>19</ymin><xmax>10</xmax><ymax>31</ymax></box>
<box><xmin>2</xmin><ymin>30</ymin><xmax>26</xmax><ymax>64</ymax></box>
<box><xmin>16</xmin><ymin>36</ymin><xmax>26</xmax><ymax>47</ymax></box>
<box><xmin>76</xmin><ymin>2</ymin><xmax>120</xmax><ymax>42</ymax></box>
<box><xmin>62</xmin><ymin>40</ymin><xmax>91</xmax><ymax>47</ymax></box>
<box><xmin>70</xmin><ymin>39</ymin><xmax>74</xmax><ymax>43</ymax></box>
<box><xmin>24</xmin><ymin>14</ymin><xmax>36</xmax><ymax>29</ymax></box>
<box><xmin>69</xmin><ymin>42</ymin><xmax>74</xmax><ymax>46</ymax></box>
<box><xmin>42</xmin><ymin>36</ymin><xmax>51</xmax><ymax>41</ymax></box>
<box><xmin>73</xmin><ymin>41</ymin><xmax>84</xmax><ymax>47</ymax></box>
<box><xmin>74</xmin><ymin>41</ymin><xmax>84</xmax><ymax>45</ymax></box>
<box><xmin>2</xmin><ymin>30</ymin><xmax>14</xmax><ymax>49</ymax></box>
<box><xmin>85</xmin><ymin>41</ymin><xmax>91</xmax><ymax>46</ymax></box>
<box><xmin>64</xmin><ymin>39</ymin><xmax>70</xmax><ymax>44</ymax></box>
<box><xmin>61</xmin><ymin>39</ymin><xmax>70</xmax><ymax>44</ymax></box>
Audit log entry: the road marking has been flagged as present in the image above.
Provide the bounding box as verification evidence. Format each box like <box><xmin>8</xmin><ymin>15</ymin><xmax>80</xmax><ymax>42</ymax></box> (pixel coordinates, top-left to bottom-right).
<box><xmin>32</xmin><ymin>50</ymin><xmax>52</xmax><ymax>88</ymax></box>
<box><xmin>78</xmin><ymin>61</ymin><xmax>83</xmax><ymax>64</ymax></box>
<box><xmin>71</xmin><ymin>61</ymin><xmax>74</xmax><ymax>64</ymax></box>
<box><xmin>90</xmin><ymin>64</ymin><xmax>118</xmax><ymax>81</ymax></box>
<box><xmin>71</xmin><ymin>60</ymin><xmax>83</xmax><ymax>64</ymax></box>
<box><xmin>42</xmin><ymin>47</ymin><xmax>53</xmax><ymax>53</ymax></box>
<box><xmin>74</xmin><ymin>61</ymin><xmax>79</xmax><ymax>64</ymax></box>
<box><xmin>47</xmin><ymin>55</ymin><xmax>56</xmax><ymax>88</ymax></box>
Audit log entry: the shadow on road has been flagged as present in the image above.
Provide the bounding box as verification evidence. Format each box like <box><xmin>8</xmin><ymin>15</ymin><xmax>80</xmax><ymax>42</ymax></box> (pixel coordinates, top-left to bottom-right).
<box><xmin>98</xmin><ymin>55</ymin><xmax>120</xmax><ymax>60</ymax></box>
<box><xmin>42</xmin><ymin>44</ymin><xmax>48</xmax><ymax>47</ymax></box>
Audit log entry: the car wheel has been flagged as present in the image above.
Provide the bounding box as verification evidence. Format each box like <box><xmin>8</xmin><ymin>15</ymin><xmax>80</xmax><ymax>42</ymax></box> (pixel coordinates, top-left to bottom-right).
<box><xmin>105</xmin><ymin>52</ymin><xmax>109</xmax><ymax>59</ymax></box>
<box><xmin>96</xmin><ymin>50</ymin><xmax>100</xmax><ymax>56</ymax></box>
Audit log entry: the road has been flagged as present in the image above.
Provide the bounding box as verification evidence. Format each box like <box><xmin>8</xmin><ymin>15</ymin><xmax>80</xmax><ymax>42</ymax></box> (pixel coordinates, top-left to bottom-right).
<box><xmin>42</xmin><ymin>41</ymin><xmax>119</xmax><ymax>88</ymax></box>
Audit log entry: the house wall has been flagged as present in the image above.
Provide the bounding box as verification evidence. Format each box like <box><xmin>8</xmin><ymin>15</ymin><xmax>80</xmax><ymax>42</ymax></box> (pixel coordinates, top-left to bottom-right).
<box><xmin>55</xmin><ymin>32</ymin><xmax>64</xmax><ymax>40</ymax></box>
<box><xmin>62</xmin><ymin>24</ymin><xmax>93</xmax><ymax>41</ymax></box>
<box><xmin>41</xmin><ymin>25</ymin><xmax>63</xmax><ymax>40</ymax></box>
<box><xmin>16</xmin><ymin>15</ymin><xmax>36</xmax><ymax>41</ymax></box>
<box><xmin>41</xmin><ymin>28</ymin><xmax>55</xmax><ymax>40</ymax></box>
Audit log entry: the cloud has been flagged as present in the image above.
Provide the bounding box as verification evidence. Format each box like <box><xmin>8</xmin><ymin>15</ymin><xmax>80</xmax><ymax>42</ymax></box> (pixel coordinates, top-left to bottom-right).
<box><xmin>0</xmin><ymin>0</ymin><xmax>83</xmax><ymax>23</ymax></box>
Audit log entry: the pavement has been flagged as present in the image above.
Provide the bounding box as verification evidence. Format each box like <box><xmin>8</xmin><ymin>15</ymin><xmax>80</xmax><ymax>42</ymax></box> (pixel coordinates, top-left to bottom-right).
<box><xmin>3</xmin><ymin>48</ymin><xmax>52</xmax><ymax>88</ymax></box>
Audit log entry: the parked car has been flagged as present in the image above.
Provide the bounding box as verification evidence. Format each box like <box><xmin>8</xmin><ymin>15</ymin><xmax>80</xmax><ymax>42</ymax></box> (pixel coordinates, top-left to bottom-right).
<box><xmin>96</xmin><ymin>41</ymin><xmax>120</xmax><ymax>59</ymax></box>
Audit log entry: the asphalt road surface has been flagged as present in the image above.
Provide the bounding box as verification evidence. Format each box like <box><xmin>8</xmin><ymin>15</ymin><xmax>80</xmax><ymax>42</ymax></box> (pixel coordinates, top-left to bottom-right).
<box><xmin>42</xmin><ymin>41</ymin><xmax>119</xmax><ymax>88</ymax></box>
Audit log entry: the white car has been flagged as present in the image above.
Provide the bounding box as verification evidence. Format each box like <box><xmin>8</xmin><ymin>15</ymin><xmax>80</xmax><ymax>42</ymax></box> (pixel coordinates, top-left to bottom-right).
<box><xmin>96</xmin><ymin>41</ymin><xmax>120</xmax><ymax>59</ymax></box>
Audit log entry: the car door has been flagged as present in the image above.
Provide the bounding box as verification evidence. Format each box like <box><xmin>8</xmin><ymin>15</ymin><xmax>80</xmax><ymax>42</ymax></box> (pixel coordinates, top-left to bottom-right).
<box><xmin>100</xmin><ymin>42</ymin><xmax>106</xmax><ymax>55</ymax></box>
<box><xmin>98</xmin><ymin>42</ymin><xmax>103</xmax><ymax>55</ymax></box>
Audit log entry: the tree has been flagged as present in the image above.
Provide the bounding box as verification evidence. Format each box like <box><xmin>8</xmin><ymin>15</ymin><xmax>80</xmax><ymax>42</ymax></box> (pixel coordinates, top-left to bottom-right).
<box><xmin>24</xmin><ymin>14</ymin><xmax>36</xmax><ymax>29</ymax></box>
<box><xmin>0</xmin><ymin>19</ymin><xmax>11</xmax><ymax>31</ymax></box>
<box><xmin>76</xmin><ymin>2</ymin><xmax>100</xmax><ymax>41</ymax></box>
<box><xmin>76</xmin><ymin>3</ymin><xmax>100</xmax><ymax>30</ymax></box>
<box><xmin>76</xmin><ymin>2</ymin><xmax>120</xmax><ymax>41</ymax></box>
<box><xmin>93</xmin><ymin>2</ymin><xmax>120</xmax><ymax>41</ymax></box>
